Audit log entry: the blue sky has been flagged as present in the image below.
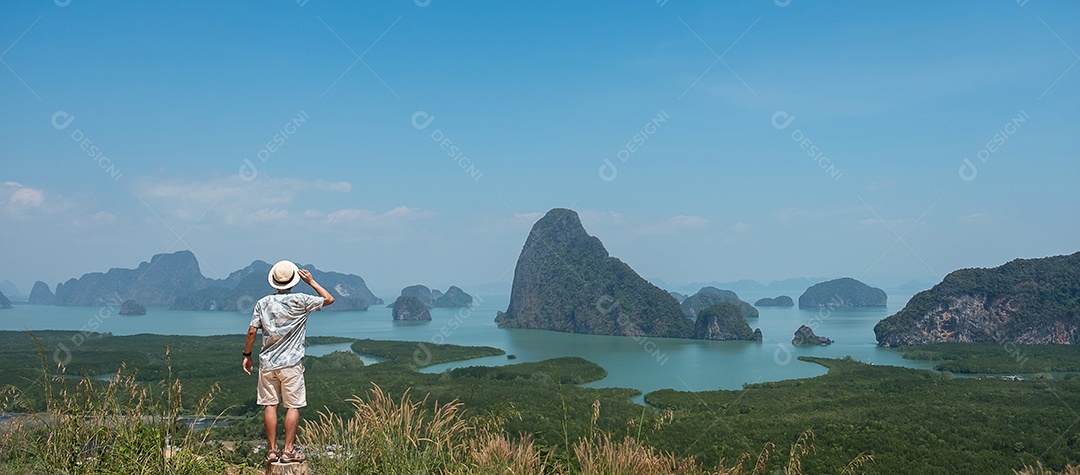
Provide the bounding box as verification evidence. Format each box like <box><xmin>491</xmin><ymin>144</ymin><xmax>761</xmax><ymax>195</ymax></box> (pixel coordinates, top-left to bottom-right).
<box><xmin>1</xmin><ymin>1</ymin><xmax>1077</xmax><ymax>296</ymax></box>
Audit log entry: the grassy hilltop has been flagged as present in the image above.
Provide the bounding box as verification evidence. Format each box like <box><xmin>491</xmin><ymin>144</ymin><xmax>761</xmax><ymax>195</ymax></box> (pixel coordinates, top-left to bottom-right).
<box><xmin>2</xmin><ymin>331</ymin><xmax>1080</xmax><ymax>473</ymax></box>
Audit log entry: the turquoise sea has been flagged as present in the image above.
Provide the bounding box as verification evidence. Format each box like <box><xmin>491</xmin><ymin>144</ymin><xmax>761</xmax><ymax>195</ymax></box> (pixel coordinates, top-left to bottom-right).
<box><xmin>0</xmin><ymin>290</ymin><xmax>935</xmax><ymax>400</ymax></box>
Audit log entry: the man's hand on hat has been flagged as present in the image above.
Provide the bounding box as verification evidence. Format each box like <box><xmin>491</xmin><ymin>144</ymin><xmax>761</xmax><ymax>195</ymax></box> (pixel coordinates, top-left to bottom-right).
<box><xmin>298</xmin><ymin>269</ymin><xmax>314</xmax><ymax>284</ymax></box>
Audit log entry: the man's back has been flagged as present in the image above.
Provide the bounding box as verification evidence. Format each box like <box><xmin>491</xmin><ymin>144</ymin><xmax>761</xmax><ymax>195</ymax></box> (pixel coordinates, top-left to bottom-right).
<box><xmin>250</xmin><ymin>292</ymin><xmax>323</xmax><ymax>370</ymax></box>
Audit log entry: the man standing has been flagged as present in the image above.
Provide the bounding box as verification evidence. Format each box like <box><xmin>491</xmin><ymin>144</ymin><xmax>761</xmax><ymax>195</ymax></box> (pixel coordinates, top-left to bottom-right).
<box><xmin>243</xmin><ymin>260</ymin><xmax>335</xmax><ymax>464</ymax></box>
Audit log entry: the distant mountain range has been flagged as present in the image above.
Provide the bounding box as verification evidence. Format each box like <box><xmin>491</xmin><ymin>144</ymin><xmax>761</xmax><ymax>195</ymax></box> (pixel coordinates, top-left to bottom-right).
<box><xmin>0</xmin><ymin>281</ymin><xmax>21</xmax><ymax>301</ymax></box>
<box><xmin>27</xmin><ymin>251</ymin><xmax>382</xmax><ymax>312</ymax></box>
<box><xmin>656</xmin><ymin>277</ymin><xmax>931</xmax><ymax>295</ymax></box>
<box><xmin>54</xmin><ymin>251</ymin><xmax>207</xmax><ymax>306</ymax></box>
<box><xmin>171</xmin><ymin>259</ymin><xmax>381</xmax><ymax>312</ymax></box>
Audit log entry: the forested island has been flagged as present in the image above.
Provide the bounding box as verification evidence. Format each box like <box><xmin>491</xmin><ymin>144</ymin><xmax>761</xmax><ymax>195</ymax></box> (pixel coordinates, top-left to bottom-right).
<box><xmin>799</xmin><ymin>277</ymin><xmax>887</xmax><ymax>308</ymax></box>
<box><xmin>755</xmin><ymin>295</ymin><xmax>794</xmax><ymax>307</ymax></box>
<box><xmin>876</xmin><ymin>252</ymin><xmax>1080</xmax><ymax>347</ymax></box>
<box><xmin>496</xmin><ymin>209</ymin><xmax>760</xmax><ymax>341</ymax></box>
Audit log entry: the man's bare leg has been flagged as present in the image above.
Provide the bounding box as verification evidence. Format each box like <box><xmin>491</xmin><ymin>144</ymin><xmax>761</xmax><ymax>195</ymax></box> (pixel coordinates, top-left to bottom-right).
<box><xmin>283</xmin><ymin>408</ymin><xmax>300</xmax><ymax>454</ymax></box>
<box><xmin>264</xmin><ymin>405</ymin><xmax>279</xmax><ymax>453</ymax></box>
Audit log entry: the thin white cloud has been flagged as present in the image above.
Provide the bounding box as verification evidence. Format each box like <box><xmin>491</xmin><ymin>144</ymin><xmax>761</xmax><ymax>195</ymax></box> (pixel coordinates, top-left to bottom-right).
<box><xmin>9</xmin><ymin>186</ymin><xmax>45</xmax><ymax>207</ymax></box>
<box><xmin>0</xmin><ymin>182</ymin><xmax>74</xmax><ymax>219</ymax></box>
<box><xmin>139</xmin><ymin>177</ymin><xmax>351</xmax><ymax>206</ymax></box>
<box><xmin>578</xmin><ymin>210</ymin><xmax>627</xmax><ymax>228</ymax></box>
<box><xmin>325</xmin><ymin>206</ymin><xmax>432</xmax><ymax>225</ymax></box>
<box><xmin>326</xmin><ymin>209</ymin><xmax>373</xmax><ymax>223</ymax></box>
<box><xmin>959</xmin><ymin>212</ymin><xmax>994</xmax><ymax>224</ymax></box>
<box><xmin>225</xmin><ymin>208</ymin><xmax>290</xmax><ymax>225</ymax></box>
<box><xmin>1</xmin><ymin>183</ymin><xmax>117</xmax><ymax>231</ymax></box>
<box><xmin>385</xmin><ymin>206</ymin><xmax>431</xmax><ymax>218</ymax></box>
<box><xmin>136</xmin><ymin>176</ymin><xmax>356</xmax><ymax>224</ymax></box>
<box><xmin>72</xmin><ymin>211</ymin><xmax>117</xmax><ymax>227</ymax></box>
<box><xmin>514</xmin><ymin>211</ymin><xmax>544</xmax><ymax>222</ymax></box>
<box><xmin>730</xmin><ymin>221</ymin><xmax>751</xmax><ymax>233</ymax></box>
<box><xmin>133</xmin><ymin>174</ymin><xmax>434</xmax><ymax>242</ymax></box>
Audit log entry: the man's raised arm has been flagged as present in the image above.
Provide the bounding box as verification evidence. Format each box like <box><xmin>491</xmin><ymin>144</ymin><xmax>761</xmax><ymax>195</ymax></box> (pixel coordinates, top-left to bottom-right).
<box><xmin>298</xmin><ymin>269</ymin><xmax>334</xmax><ymax>306</ymax></box>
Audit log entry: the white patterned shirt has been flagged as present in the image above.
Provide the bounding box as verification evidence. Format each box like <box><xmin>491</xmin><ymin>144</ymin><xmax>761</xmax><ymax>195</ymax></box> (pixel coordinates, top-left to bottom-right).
<box><xmin>249</xmin><ymin>292</ymin><xmax>324</xmax><ymax>370</ymax></box>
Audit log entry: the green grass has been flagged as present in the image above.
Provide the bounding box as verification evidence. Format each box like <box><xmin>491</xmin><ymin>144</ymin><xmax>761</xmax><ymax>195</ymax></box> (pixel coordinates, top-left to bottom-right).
<box><xmin>900</xmin><ymin>342</ymin><xmax>1080</xmax><ymax>373</ymax></box>
<box><xmin>0</xmin><ymin>334</ymin><xmax>255</xmax><ymax>474</ymax></box>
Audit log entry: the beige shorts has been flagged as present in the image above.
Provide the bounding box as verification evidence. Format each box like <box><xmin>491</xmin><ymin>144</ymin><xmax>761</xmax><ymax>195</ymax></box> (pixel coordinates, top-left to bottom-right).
<box><xmin>257</xmin><ymin>363</ymin><xmax>307</xmax><ymax>408</ymax></box>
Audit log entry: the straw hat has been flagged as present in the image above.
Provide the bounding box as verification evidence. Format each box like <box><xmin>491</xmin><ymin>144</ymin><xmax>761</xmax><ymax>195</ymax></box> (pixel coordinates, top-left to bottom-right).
<box><xmin>268</xmin><ymin>260</ymin><xmax>301</xmax><ymax>290</ymax></box>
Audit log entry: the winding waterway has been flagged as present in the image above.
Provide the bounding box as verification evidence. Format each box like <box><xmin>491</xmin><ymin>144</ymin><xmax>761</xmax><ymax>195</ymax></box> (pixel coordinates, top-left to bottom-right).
<box><xmin>0</xmin><ymin>289</ymin><xmax>936</xmax><ymax>399</ymax></box>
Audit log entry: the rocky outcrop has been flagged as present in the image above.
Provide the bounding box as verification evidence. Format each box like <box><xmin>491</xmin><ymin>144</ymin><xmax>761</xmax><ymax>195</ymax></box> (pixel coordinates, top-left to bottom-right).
<box><xmin>389</xmin><ymin>285</ymin><xmax>473</xmax><ymax>308</ymax></box>
<box><xmin>434</xmin><ymin>286</ymin><xmax>473</xmax><ymax>307</ymax></box>
<box><xmin>495</xmin><ymin>208</ymin><xmax>693</xmax><ymax>339</ymax></box>
<box><xmin>877</xmin><ymin>294</ymin><xmax>1025</xmax><ymax>347</ymax></box>
<box><xmin>875</xmin><ymin>252</ymin><xmax>1080</xmax><ymax>347</ymax></box>
<box><xmin>755</xmin><ymin>295</ymin><xmax>794</xmax><ymax>307</ymax></box>
<box><xmin>682</xmin><ymin>287</ymin><xmax>758</xmax><ymax>319</ymax></box>
<box><xmin>392</xmin><ymin>296</ymin><xmax>431</xmax><ymax>321</ymax></box>
<box><xmin>792</xmin><ymin>325</ymin><xmax>833</xmax><ymax>346</ymax></box>
<box><xmin>28</xmin><ymin>281</ymin><xmax>56</xmax><ymax>305</ymax></box>
<box><xmin>693</xmin><ymin>303</ymin><xmax>762</xmax><ymax>341</ymax></box>
<box><xmin>0</xmin><ymin>291</ymin><xmax>10</xmax><ymax>309</ymax></box>
<box><xmin>400</xmin><ymin>285</ymin><xmax>434</xmax><ymax>307</ymax></box>
<box><xmin>119</xmin><ymin>299</ymin><xmax>147</xmax><ymax>315</ymax></box>
<box><xmin>799</xmin><ymin>278</ymin><xmax>886</xmax><ymax>308</ymax></box>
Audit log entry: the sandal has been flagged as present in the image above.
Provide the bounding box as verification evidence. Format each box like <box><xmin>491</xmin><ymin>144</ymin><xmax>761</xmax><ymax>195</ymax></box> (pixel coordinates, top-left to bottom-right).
<box><xmin>265</xmin><ymin>450</ymin><xmax>280</xmax><ymax>463</ymax></box>
<box><xmin>281</xmin><ymin>449</ymin><xmax>306</xmax><ymax>463</ymax></box>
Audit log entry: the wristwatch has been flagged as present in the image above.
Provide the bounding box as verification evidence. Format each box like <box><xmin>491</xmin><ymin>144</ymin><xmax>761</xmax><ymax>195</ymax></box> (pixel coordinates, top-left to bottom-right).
<box><xmin>243</xmin><ymin>352</ymin><xmax>252</xmax><ymax>357</ymax></box>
